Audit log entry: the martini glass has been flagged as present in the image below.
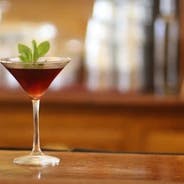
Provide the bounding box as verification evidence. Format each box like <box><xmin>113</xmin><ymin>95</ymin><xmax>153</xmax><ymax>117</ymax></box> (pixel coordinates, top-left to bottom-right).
<box><xmin>0</xmin><ymin>57</ymin><xmax>70</xmax><ymax>166</ymax></box>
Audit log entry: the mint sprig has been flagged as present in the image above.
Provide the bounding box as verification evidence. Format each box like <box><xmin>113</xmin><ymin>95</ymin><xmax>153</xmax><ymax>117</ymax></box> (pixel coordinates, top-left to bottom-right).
<box><xmin>18</xmin><ymin>40</ymin><xmax>50</xmax><ymax>63</ymax></box>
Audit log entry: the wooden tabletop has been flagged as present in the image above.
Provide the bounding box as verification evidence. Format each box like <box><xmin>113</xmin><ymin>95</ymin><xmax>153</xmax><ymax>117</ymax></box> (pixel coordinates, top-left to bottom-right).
<box><xmin>0</xmin><ymin>150</ymin><xmax>184</xmax><ymax>183</ymax></box>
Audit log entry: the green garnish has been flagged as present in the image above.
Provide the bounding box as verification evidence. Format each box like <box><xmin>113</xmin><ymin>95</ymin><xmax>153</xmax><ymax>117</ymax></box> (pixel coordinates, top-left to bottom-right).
<box><xmin>18</xmin><ymin>40</ymin><xmax>50</xmax><ymax>63</ymax></box>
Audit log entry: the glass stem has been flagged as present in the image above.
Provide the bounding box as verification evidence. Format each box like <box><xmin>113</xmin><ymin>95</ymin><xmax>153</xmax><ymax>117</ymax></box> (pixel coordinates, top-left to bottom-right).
<box><xmin>31</xmin><ymin>99</ymin><xmax>42</xmax><ymax>155</ymax></box>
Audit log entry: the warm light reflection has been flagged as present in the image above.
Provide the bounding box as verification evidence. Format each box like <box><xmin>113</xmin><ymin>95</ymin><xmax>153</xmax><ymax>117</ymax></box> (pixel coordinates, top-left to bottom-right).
<box><xmin>85</xmin><ymin>0</ymin><xmax>153</xmax><ymax>92</ymax></box>
<box><xmin>0</xmin><ymin>0</ymin><xmax>179</xmax><ymax>95</ymax></box>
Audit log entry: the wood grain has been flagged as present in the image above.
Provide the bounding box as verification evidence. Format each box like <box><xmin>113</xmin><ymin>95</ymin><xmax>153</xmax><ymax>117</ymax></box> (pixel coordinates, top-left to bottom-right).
<box><xmin>0</xmin><ymin>151</ymin><xmax>183</xmax><ymax>183</ymax></box>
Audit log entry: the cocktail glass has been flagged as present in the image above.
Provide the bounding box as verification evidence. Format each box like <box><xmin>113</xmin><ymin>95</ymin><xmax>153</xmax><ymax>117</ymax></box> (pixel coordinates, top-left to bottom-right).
<box><xmin>0</xmin><ymin>57</ymin><xmax>70</xmax><ymax>166</ymax></box>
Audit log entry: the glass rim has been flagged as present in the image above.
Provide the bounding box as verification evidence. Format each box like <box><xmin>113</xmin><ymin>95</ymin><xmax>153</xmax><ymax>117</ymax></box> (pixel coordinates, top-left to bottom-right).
<box><xmin>0</xmin><ymin>56</ymin><xmax>71</xmax><ymax>64</ymax></box>
<box><xmin>0</xmin><ymin>57</ymin><xmax>71</xmax><ymax>69</ymax></box>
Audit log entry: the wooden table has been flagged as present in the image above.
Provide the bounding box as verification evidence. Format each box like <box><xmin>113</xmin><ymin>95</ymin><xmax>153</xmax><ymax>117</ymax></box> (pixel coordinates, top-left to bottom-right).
<box><xmin>0</xmin><ymin>150</ymin><xmax>184</xmax><ymax>183</ymax></box>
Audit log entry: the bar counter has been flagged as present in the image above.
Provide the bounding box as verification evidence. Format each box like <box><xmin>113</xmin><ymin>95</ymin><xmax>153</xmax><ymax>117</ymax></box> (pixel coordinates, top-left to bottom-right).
<box><xmin>0</xmin><ymin>150</ymin><xmax>183</xmax><ymax>183</ymax></box>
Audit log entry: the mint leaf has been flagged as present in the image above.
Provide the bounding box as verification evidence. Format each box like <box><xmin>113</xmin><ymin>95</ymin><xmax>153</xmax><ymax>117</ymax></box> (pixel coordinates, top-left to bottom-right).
<box><xmin>32</xmin><ymin>40</ymin><xmax>39</xmax><ymax>62</ymax></box>
<box><xmin>19</xmin><ymin>55</ymin><xmax>27</xmax><ymax>62</ymax></box>
<box><xmin>18</xmin><ymin>40</ymin><xmax>50</xmax><ymax>63</ymax></box>
<box><xmin>38</xmin><ymin>41</ymin><xmax>50</xmax><ymax>57</ymax></box>
<box><xmin>18</xmin><ymin>44</ymin><xmax>32</xmax><ymax>62</ymax></box>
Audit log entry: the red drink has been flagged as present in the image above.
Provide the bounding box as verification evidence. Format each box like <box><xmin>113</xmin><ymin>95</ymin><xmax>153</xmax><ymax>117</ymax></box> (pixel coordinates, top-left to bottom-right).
<box><xmin>3</xmin><ymin>62</ymin><xmax>65</xmax><ymax>99</ymax></box>
<box><xmin>0</xmin><ymin>57</ymin><xmax>70</xmax><ymax>166</ymax></box>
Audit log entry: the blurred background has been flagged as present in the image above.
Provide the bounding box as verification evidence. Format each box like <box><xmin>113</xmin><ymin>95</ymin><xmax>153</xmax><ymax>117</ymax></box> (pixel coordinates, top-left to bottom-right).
<box><xmin>0</xmin><ymin>0</ymin><xmax>184</xmax><ymax>153</ymax></box>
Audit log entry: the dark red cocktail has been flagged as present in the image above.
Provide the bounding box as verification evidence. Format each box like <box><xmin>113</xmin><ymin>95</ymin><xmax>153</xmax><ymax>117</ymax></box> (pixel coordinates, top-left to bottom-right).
<box><xmin>6</xmin><ymin>67</ymin><xmax>63</xmax><ymax>99</ymax></box>
<box><xmin>0</xmin><ymin>57</ymin><xmax>70</xmax><ymax>166</ymax></box>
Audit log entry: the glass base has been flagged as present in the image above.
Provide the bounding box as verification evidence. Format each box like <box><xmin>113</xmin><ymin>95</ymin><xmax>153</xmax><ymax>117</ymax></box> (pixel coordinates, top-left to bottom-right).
<box><xmin>13</xmin><ymin>154</ymin><xmax>60</xmax><ymax>166</ymax></box>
